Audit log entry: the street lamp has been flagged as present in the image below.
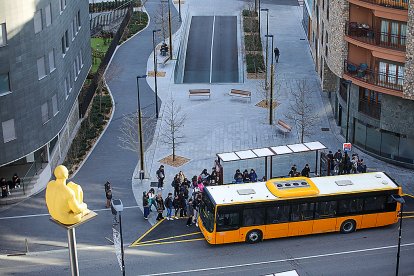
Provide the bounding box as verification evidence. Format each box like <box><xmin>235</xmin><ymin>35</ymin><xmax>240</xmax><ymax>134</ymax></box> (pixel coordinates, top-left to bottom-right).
<box><xmin>136</xmin><ymin>75</ymin><xmax>147</xmax><ymax>179</ymax></box>
<box><xmin>265</xmin><ymin>34</ymin><xmax>274</xmax><ymax>125</ymax></box>
<box><xmin>152</xmin><ymin>29</ymin><xmax>161</xmax><ymax>119</ymax></box>
<box><xmin>345</xmin><ymin>80</ymin><xmax>352</xmax><ymax>142</ymax></box>
<box><xmin>391</xmin><ymin>194</ymin><xmax>405</xmax><ymax>276</ymax></box>
<box><xmin>258</xmin><ymin>0</ymin><xmax>261</xmax><ymax>37</ymax></box>
<box><xmin>161</xmin><ymin>0</ymin><xmax>173</xmax><ymax>59</ymax></box>
<box><xmin>261</xmin><ymin>8</ymin><xmax>269</xmax><ymax>89</ymax></box>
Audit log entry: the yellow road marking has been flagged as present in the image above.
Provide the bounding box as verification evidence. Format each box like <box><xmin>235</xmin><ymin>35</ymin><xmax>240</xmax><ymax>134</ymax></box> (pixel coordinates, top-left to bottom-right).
<box><xmin>134</xmin><ymin>232</ymin><xmax>202</xmax><ymax>245</ymax></box>
<box><xmin>403</xmin><ymin>193</ymin><xmax>414</xmax><ymax>199</ymax></box>
<box><xmin>130</xmin><ymin>219</ymin><xmax>165</xmax><ymax>246</ymax></box>
<box><xmin>403</xmin><ymin>211</ymin><xmax>414</xmax><ymax>214</ymax></box>
<box><xmin>132</xmin><ymin>237</ymin><xmax>205</xmax><ymax>247</ymax></box>
<box><xmin>402</xmin><ymin>215</ymin><xmax>414</xmax><ymax>219</ymax></box>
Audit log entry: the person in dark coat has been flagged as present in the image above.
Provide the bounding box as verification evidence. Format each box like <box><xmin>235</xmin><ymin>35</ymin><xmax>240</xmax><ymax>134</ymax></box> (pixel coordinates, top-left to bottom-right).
<box><xmin>12</xmin><ymin>173</ymin><xmax>21</xmax><ymax>188</ymax></box>
<box><xmin>301</xmin><ymin>164</ymin><xmax>310</xmax><ymax>177</ymax></box>
<box><xmin>156</xmin><ymin>165</ymin><xmax>165</xmax><ymax>190</ymax></box>
<box><xmin>104</xmin><ymin>181</ymin><xmax>112</xmax><ymax>208</ymax></box>
<box><xmin>143</xmin><ymin>192</ymin><xmax>150</xmax><ymax>220</ymax></box>
<box><xmin>156</xmin><ymin>193</ymin><xmax>165</xmax><ymax>221</ymax></box>
<box><xmin>186</xmin><ymin>198</ymin><xmax>194</xmax><ymax>226</ymax></box>
<box><xmin>249</xmin><ymin>169</ymin><xmax>258</xmax><ymax>182</ymax></box>
<box><xmin>1</xmin><ymin>178</ymin><xmax>8</xmax><ymax>198</ymax></box>
<box><xmin>274</xmin><ymin>47</ymin><xmax>280</xmax><ymax>63</ymax></box>
<box><xmin>242</xmin><ymin>169</ymin><xmax>250</xmax><ymax>183</ymax></box>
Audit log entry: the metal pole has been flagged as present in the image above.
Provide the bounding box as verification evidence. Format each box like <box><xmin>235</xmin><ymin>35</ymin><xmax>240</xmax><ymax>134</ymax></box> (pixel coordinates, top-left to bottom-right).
<box><xmin>167</xmin><ymin>0</ymin><xmax>173</xmax><ymax>59</ymax></box>
<box><xmin>152</xmin><ymin>30</ymin><xmax>160</xmax><ymax>119</ymax></box>
<box><xmin>315</xmin><ymin>150</ymin><xmax>318</xmax><ymax>176</ymax></box>
<box><xmin>345</xmin><ymin>80</ymin><xmax>352</xmax><ymax>142</ymax></box>
<box><xmin>261</xmin><ymin>9</ymin><xmax>269</xmax><ymax>89</ymax></box>
<box><xmin>264</xmin><ymin>157</ymin><xmax>268</xmax><ymax>180</ymax></box>
<box><xmin>258</xmin><ymin>0</ymin><xmax>261</xmax><ymax>37</ymax></box>
<box><xmin>119</xmin><ymin>213</ymin><xmax>125</xmax><ymax>276</ymax></box>
<box><xmin>67</xmin><ymin>228</ymin><xmax>79</xmax><ymax>276</ymax></box>
<box><xmin>178</xmin><ymin>0</ymin><xmax>182</xmax><ymax>22</ymax></box>
<box><xmin>136</xmin><ymin>76</ymin><xmax>145</xmax><ymax>174</ymax></box>
<box><xmin>269</xmin><ymin>35</ymin><xmax>274</xmax><ymax>125</ymax></box>
<box><xmin>270</xmin><ymin>156</ymin><xmax>273</xmax><ymax>178</ymax></box>
<box><xmin>396</xmin><ymin>202</ymin><xmax>404</xmax><ymax>276</ymax></box>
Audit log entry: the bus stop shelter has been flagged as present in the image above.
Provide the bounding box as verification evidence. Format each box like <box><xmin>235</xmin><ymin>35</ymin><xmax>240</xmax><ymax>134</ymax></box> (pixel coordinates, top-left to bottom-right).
<box><xmin>215</xmin><ymin>141</ymin><xmax>327</xmax><ymax>185</ymax></box>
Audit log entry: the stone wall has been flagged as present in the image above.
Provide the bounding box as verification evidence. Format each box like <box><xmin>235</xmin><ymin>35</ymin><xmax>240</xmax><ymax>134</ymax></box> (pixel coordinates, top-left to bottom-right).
<box><xmin>380</xmin><ymin>94</ymin><xmax>414</xmax><ymax>136</ymax></box>
<box><xmin>403</xmin><ymin>0</ymin><xmax>414</xmax><ymax>100</ymax></box>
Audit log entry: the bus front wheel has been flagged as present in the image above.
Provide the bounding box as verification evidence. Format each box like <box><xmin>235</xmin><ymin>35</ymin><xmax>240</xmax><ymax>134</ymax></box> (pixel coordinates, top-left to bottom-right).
<box><xmin>340</xmin><ymin>220</ymin><xmax>356</xmax><ymax>234</ymax></box>
<box><xmin>246</xmin><ymin>230</ymin><xmax>263</xmax><ymax>244</ymax></box>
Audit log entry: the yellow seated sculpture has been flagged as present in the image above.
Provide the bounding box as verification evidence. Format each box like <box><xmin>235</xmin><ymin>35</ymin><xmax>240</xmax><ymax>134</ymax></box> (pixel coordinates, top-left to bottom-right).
<box><xmin>45</xmin><ymin>165</ymin><xmax>90</xmax><ymax>225</ymax></box>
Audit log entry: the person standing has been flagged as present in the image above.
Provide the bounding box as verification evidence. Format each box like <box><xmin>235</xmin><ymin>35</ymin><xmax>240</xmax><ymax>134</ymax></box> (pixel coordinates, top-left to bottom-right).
<box><xmin>327</xmin><ymin>151</ymin><xmax>335</xmax><ymax>173</ymax></box>
<box><xmin>142</xmin><ymin>192</ymin><xmax>150</xmax><ymax>220</ymax></box>
<box><xmin>104</xmin><ymin>181</ymin><xmax>112</xmax><ymax>208</ymax></box>
<box><xmin>155</xmin><ymin>193</ymin><xmax>165</xmax><ymax>221</ymax></box>
<box><xmin>173</xmin><ymin>194</ymin><xmax>180</xmax><ymax>219</ymax></box>
<box><xmin>156</xmin><ymin>165</ymin><xmax>165</xmax><ymax>190</ymax></box>
<box><xmin>301</xmin><ymin>164</ymin><xmax>310</xmax><ymax>177</ymax></box>
<box><xmin>193</xmin><ymin>194</ymin><xmax>201</xmax><ymax>227</ymax></box>
<box><xmin>1</xmin><ymin>178</ymin><xmax>8</xmax><ymax>198</ymax></box>
<box><xmin>148</xmin><ymin>188</ymin><xmax>157</xmax><ymax>211</ymax></box>
<box><xmin>186</xmin><ymin>198</ymin><xmax>194</xmax><ymax>226</ymax></box>
<box><xmin>164</xmin><ymin>193</ymin><xmax>174</xmax><ymax>220</ymax></box>
<box><xmin>274</xmin><ymin>47</ymin><xmax>280</xmax><ymax>63</ymax></box>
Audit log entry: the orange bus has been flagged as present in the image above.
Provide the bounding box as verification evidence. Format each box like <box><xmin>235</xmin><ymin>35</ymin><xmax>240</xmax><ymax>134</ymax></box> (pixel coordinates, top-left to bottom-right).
<box><xmin>198</xmin><ymin>172</ymin><xmax>402</xmax><ymax>244</ymax></box>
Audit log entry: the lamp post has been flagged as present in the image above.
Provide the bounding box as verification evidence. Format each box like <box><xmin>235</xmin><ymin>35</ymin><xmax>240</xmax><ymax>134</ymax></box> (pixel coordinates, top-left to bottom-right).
<box><xmin>258</xmin><ymin>0</ymin><xmax>261</xmax><ymax>37</ymax></box>
<box><xmin>261</xmin><ymin>8</ymin><xmax>269</xmax><ymax>89</ymax></box>
<box><xmin>391</xmin><ymin>194</ymin><xmax>405</xmax><ymax>276</ymax></box>
<box><xmin>136</xmin><ymin>75</ymin><xmax>147</xmax><ymax>179</ymax></box>
<box><xmin>265</xmin><ymin>34</ymin><xmax>274</xmax><ymax>125</ymax></box>
<box><xmin>178</xmin><ymin>0</ymin><xmax>182</xmax><ymax>22</ymax></box>
<box><xmin>152</xmin><ymin>29</ymin><xmax>161</xmax><ymax>119</ymax></box>
<box><xmin>345</xmin><ymin>80</ymin><xmax>352</xmax><ymax>142</ymax></box>
<box><xmin>161</xmin><ymin>0</ymin><xmax>173</xmax><ymax>59</ymax></box>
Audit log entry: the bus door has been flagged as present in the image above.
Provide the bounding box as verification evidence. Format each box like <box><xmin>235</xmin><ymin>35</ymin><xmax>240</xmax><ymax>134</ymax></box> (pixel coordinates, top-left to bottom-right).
<box><xmin>215</xmin><ymin>207</ymin><xmax>241</xmax><ymax>243</ymax></box>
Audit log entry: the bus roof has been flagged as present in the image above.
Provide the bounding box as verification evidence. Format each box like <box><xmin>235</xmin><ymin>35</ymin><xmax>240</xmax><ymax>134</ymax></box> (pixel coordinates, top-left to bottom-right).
<box><xmin>205</xmin><ymin>172</ymin><xmax>399</xmax><ymax>205</ymax></box>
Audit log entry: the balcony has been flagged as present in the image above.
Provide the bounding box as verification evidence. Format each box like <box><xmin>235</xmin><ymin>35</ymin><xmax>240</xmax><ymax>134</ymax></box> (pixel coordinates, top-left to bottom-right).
<box><xmin>358</xmin><ymin>0</ymin><xmax>408</xmax><ymax>10</ymax></box>
<box><xmin>344</xmin><ymin>60</ymin><xmax>403</xmax><ymax>92</ymax></box>
<box><xmin>358</xmin><ymin>98</ymin><xmax>381</xmax><ymax>119</ymax></box>
<box><xmin>346</xmin><ymin>22</ymin><xmax>406</xmax><ymax>51</ymax></box>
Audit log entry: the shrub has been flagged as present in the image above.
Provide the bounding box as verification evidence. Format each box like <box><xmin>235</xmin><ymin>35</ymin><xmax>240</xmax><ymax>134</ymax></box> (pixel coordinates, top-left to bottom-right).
<box><xmin>246</xmin><ymin>53</ymin><xmax>265</xmax><ymax>73</ymax></box>
<box><xmin>242</xmin><ymin>10</ymin><xmax>258</xmax><ymax>17</ymax></box>
<box><xmin>243</xmin><ymin>18</ymin><xmax>259</xmax><ymax>33</ymax></box>
<box><xmin>245</xmin><ymin>34</ymin><xmax>262</xmax><ymax>51</ymax></box>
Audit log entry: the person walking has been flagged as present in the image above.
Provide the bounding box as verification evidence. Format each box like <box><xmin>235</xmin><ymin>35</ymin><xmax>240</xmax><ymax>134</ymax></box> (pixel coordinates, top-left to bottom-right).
<box><xmin>155</xmin><ymin>193</ymin><xmax>165</xmax><ymax>221</ymax></box>
<box><xmin>274</xmin><ymin>47</ymin><xmax>280</xmax><ymax>63</ymax></box>
<box><xmin>164</xmin><ymin>193</ymin><xmax>174</xmax><ymax>220</ymax></box>
<box><xmin>186</xmin><ymin>198</ymin><xmax>194</xmax><ymax>226</ymax></box>
<box><xmin>104</xmin><ymin>181</ymin><xmax>112</xmax><ymax>208</ymax></box>
<box><xmin>156</xmin><ymin>165</ymin><xmax>165</xmax><ymax>190</ymax></box>
<box><xmin>143</xmin><ymin>191</ymin><xmax>150</xmax><ymax>220</ymax></box>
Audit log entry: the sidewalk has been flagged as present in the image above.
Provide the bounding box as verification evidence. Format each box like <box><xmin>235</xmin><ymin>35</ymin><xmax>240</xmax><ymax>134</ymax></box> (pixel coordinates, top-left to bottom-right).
<box><xmin>131</xmin><ymin>0</ymin><xmax>413</xmax><ymax>225</ymax></box>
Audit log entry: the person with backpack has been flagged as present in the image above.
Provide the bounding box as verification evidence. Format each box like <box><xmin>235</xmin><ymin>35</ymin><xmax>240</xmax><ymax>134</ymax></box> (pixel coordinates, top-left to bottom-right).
<box><xmin>156</xmin><ymin>165</ymin><xmax>165</xmax><ymax>190</ymax></box>
<box><xmin>164</xmin><ymin>193</ymin><xmax>174</xmax><ymax>220</ymax></box>
<box><xmin>104</xmin><ymin>181</ymin><xmax>112</xmax><ymax>208</ymax></box>
<box><xmin>155</xmin><ymin>193</ymin><xmax>165</xmax><ymax>221</ymax></box>
<box><xmin>142</xmin><ymin>191</ymin><xmax>150</xmax><ymax>220</ymax></box>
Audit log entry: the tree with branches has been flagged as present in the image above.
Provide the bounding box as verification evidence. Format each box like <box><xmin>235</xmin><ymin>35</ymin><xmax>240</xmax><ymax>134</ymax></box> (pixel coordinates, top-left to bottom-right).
<box><xmin>285</xmin><ymin>80</ymin><xmax>319</xmax><ymax>143</ymax></box>
<box><xmin>161</xmin><ymin>97</ymin><xmax>186</xmax><ymax>161</ymax></box>
<box><xmin>154</xmin><ymin>1</ymin><xmax>170</xmax><ymax>43</ymax></box>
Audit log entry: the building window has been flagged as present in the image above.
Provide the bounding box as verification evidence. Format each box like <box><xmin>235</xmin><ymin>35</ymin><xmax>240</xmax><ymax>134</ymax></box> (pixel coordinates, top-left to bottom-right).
<box><xmin>0</xmin><ymin>73</ymin><xmax>10</xmax><ymax>94</ymax></box>
<box><xmin>76</xmin><ymin>55</ymin><xmax>81</xmax><ymax>73</ymax></box>
<box><xmin>45</xmin><ymin>3</ymin><xmax>52</xmax><ymax>27</ymax></box>
<box><xmin>34</xmin><ymin>10</ymin><xmax>43</xmax><ymax>33</ymax></box>
<box><xmin>378</xmin><ymin>61</ymin><xmax>404</xmax><ymax>88</ymax></box>
<box><xmin>52</xmin><ymin>95</ymin><xmax>59</xmax><ymax>116</ymax></box>
<box><xmin>73</xmin><ymin>62</ymin><xmax>77</xmax><ymax>80</ymax></box>
<box><xmin>68</xmin><ymin>72</ymin><xmax>73</xmax><ymax>91</ymax></box>
<box><xmin>327</xmin><ymin>0</ymin><xmax>329</xmax><ymax>20</ymax></box>
<box><xmin>79</xmin><ymin>51</ymin><xmax>83</xmax><ymax>67</ymax></box>
<box><xmin>358</xmin><ymin>88</ymin><xmax>381</xmax><ymax>119</ymax></box>
<box><xmin>71</xmin><ymin>20</ymin><xmax>76</xmax><ymax>40</ymax></box>
<box><xmin>65</xmin><ymin>30</ymin><xmax>69</xmax><ymax>48</ymax></box>
<box><xmin>37</xmin><ymin>57</ymin><xmax>46</xmax><ymax>80</ymax></box>
<box><xmin>64</xmin><ymin>77</ymin><xmax>69</xmax><ymax>98</ymax></box>
<box><xmin>48</xmin><ymin>49</ymin><xmax>55</xmax><ymax>72</ymax></box>
<box><xmin>380</xmin><ymin>20</ymin><xmax>407</xmax><ymax>48</ymax></box>
<box><xmin>2</xmin><ymin>119</ymin><xmax>16</xmax><ymax>143</ymax></box>
<box><xmin>59</xmin><ymin>0</ymin><xmax>67</xmax><ymax>12</ymax></box>
<box><xmin>0</xmin><ymin>23</ymin><xmax>7</xmax><ymax>46</ymax></box>
<box><xmin>41</xmin><ymin>103</ymin><xmax>49</xmax><ymax>124</ymax></box>
<box><xmin>61</xmin><ymin>30</ymin><xmax>69</xmax><ymax>55</ymax></box>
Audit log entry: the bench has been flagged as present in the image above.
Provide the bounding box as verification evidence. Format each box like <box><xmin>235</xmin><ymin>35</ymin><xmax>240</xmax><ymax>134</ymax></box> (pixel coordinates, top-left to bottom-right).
<box><xmin>276</xmin><ymin>119</ymin><xmax>292</xmax><ymax>137</ymax></box>
<box><xmin>189</xmin><ymin>89</ymin><xmax>211</xmax><ymax>98</ymax></box>
<box><xmin>230</xmin><ymin>89</ymin><xmax>251</xmax><ymax>101</ymax></box>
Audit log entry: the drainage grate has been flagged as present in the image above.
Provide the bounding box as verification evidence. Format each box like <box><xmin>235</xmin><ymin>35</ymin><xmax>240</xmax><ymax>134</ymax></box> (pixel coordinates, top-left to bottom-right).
<box><xmin>300</xmin><ymin>38</ymin><xmax>306</xmax><ymax>40</ymax></box>
<box><xmin>321</xmin><ymin>127</ymin><xmax>330</xmax><ymax>131</ymax></box>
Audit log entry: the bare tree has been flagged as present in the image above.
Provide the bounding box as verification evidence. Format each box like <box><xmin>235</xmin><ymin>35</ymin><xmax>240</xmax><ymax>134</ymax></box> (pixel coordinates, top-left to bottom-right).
<box><xmin>118</xmin><ymin>112</ymin><xmax>157</xmax><ymax>153</ymax></box>
<box><xmin>285</xmin><ymin>80</ymin><xmax>319</xmax><ymax>143</ymax></box>
<box><xmin>154</xmin><ymin>1</ymin><xmax>170</xmax><ymax>43</ymax></box>
<box><xmin>161</xmin><ymin>97</ymin><xmax>186</xmax><ymax>161</ymax></box>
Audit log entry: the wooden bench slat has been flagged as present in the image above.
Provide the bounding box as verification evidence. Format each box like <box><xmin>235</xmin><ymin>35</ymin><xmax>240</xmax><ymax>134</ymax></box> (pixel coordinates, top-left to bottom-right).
<box><xmin>189</xmin><ymin>89</ymin><xmax>211</xmax><ymax>98</ymax></box>
<box><xmin>276</xmin><ymin>120</ymin><xmax>292</xmax><ymax>137</ymax></box>
<box><xmin>229</xmin><ymin>89</ymin><xmax>251</xmax><ymax>101</ymax></box>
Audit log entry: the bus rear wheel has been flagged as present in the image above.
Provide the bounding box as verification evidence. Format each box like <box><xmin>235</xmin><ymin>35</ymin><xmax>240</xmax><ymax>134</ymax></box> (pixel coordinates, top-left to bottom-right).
<box><xmin>340</xmin><ymin>220</ymin><xmax>356</xmax><ymax>234</ymax></box>
<box><xmin>246</xmin><ymin>230</ymin><xmax>262</xmax><ymax>244</ymax></box>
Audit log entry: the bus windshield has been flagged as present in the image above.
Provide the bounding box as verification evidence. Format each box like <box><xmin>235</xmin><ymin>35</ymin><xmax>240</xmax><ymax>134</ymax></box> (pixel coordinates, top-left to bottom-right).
<box><xmin>200</xmin><ymin>193</ymin><xmax>215</xmax><ymax>233</ymax></box>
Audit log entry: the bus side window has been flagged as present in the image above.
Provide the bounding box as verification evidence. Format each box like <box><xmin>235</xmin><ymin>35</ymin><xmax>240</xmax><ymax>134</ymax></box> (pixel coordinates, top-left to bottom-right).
<box><xmin>364</xmin><ymin>196</ymin><xmax>386</xmax><ymax>212</ymax></box>
<box><xmin>338</xmin><ymin>198</ymin><xmax>363</xmax><ymax>215</ymax></box>
<box><xmin>243</xmin><ymin>208</ymin><xmax>265</xmax><ymax>226</ymax></box>
<box><xmin>315</xmin><ymin>201</ymin><xmax>337</xmax><ymax>218</ymax></box>
<box><xmin>216</xmin><ymin>212</ymin><xmax>240</xmax><ymax>231</ymax></box>
<box><xmin>266</xmin><ymin>205</ymin><xmax>290</xmax><ymax>224</ymax></box>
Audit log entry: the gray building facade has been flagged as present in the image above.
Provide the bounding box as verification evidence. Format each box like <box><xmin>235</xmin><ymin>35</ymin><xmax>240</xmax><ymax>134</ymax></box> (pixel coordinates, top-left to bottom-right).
<box><xmin>0</xmin><ymin>0</ymin><xmax>91</xmax><ymax>168</ymax></box>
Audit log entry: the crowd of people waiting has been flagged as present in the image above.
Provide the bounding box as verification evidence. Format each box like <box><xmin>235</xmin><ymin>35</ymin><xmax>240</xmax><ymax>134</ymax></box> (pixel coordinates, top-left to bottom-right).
<box><xmin>1</xmin><ymin>174</ymin><xmax>21</xmax><ymax>198</ymax></box>
<box><xmin>327</xmin><ymin>149</ymin><xmax>367</xmax><ymax>175</ymax></box>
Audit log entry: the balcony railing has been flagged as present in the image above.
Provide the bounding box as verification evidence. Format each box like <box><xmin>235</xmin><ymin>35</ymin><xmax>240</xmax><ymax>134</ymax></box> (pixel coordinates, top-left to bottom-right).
<box><xmin>344</xmin><ymin>60</ymin><xmax>403</xmax><ymax>91</ymax></box>
<box><xmin>346</xmin><ymin>22</ymin><xmax>406</xmax><ymax>51</ymax></box>
<box><xmin>358</xmin><ymin>0</ymin><xmax>408</xmax><ymax>10</ymax></box>
<box><xmin>358</xmin><ymin>98</ymin><xmax>381</xmax><ymax>119</ymax></box>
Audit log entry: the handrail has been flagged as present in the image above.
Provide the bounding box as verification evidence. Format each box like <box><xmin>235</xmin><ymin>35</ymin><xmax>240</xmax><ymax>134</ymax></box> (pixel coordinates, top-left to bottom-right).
<box><xmin>344</xmin><ymin>60</ymin><xmax>403</xmax><ymax>92</ymax></box>
<box><xmin>21</xmin><ymin>161</ymin><xmax>38</xmax><ymax>195</ymax></box>
<box><xmin>345</xmin><ymin>22</ymin><xmax>406</xmax><ymax>51</ymax></box>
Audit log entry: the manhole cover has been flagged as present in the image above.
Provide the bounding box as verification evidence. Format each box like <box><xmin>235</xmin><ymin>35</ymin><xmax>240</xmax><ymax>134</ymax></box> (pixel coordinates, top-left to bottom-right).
<box><xmin>321</xmin><ymin>128</ymin><xmax>330</xmax><ymax>131</ymax></box>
